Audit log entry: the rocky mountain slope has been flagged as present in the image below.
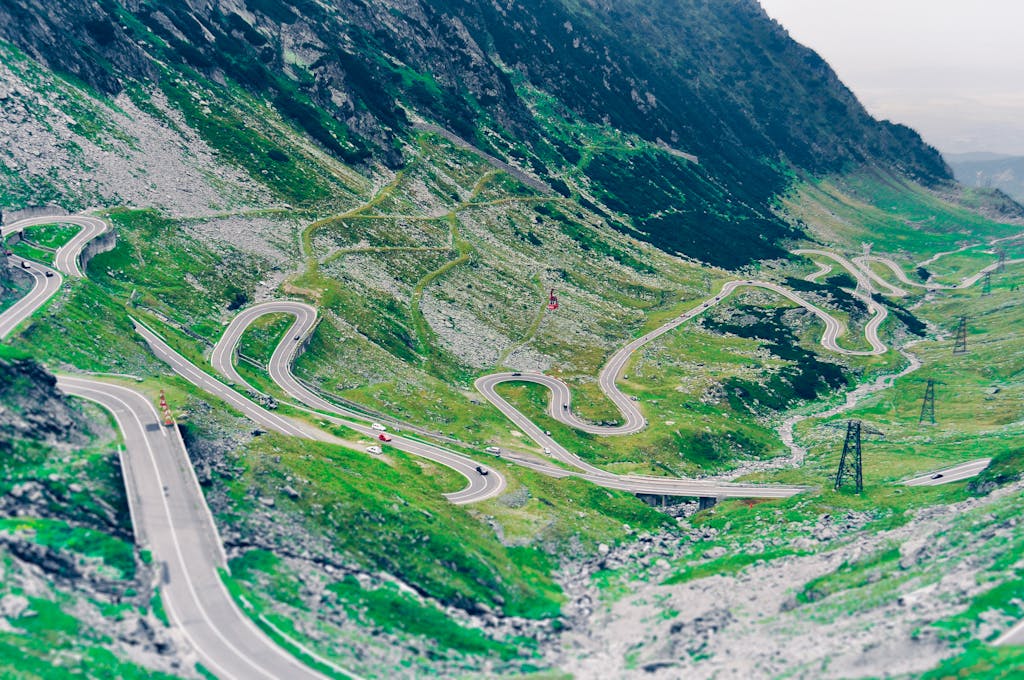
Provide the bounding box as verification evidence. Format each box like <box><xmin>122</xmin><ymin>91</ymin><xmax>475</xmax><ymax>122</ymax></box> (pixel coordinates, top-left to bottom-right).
<box><xmin>2</xmin><ymin>1</ymin><xmax>1024</xmax><ymax>678</ymax></box>
<box><xmin>0</xmin><ymin>357</ymin><xmax>186</xmax><ymax>677</ymax></box>
<box><xmin>0</xmin><ymin>0</ymin><xmax>952</xmax><ymax>267</ymax></box>
<box><xmin>0</xmin><ymin>258</ymin><xmax>27</xmax><ymax>311</ymax></box>
<box><xmin>0</xmin><ymin>357</ymin><xmax>87</xmax><ymax>449</ymax></box>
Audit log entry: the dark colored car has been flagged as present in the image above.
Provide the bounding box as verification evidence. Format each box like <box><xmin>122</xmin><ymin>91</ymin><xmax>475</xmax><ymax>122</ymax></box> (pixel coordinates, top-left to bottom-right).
<box><xmin>475</xmin><ymin>465</ymin><xmax>489</xmax><ymax>476</ymax></box>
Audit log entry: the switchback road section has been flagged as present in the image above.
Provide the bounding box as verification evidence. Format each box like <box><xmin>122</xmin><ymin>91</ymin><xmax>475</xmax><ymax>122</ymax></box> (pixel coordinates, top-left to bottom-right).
<box><xmin>58</xmin><ymin>375</ymin><xmax>336</xmax><ymax>680</ymax></box>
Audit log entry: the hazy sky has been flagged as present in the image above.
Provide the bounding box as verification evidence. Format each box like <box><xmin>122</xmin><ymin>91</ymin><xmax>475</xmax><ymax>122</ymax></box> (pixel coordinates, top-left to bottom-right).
<box><xmin>757</xmin><ymin>0</ymin><xmax>1024</xmax><ymax>156</ymax></box>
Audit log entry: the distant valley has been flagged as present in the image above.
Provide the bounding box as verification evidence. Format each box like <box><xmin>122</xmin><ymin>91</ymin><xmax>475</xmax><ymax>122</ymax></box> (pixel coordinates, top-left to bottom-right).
<box><xmin>946</xmin><ymin>152</ymin><xmax>1024</xmax><ymax>202</ymax></box>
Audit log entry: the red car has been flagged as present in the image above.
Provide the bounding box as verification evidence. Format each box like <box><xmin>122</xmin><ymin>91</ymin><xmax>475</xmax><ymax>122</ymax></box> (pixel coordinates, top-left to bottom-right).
<box><xmin>378</xmin><ymin>433</ymin><xmax>392</xmax><ymax>442</ymax></box>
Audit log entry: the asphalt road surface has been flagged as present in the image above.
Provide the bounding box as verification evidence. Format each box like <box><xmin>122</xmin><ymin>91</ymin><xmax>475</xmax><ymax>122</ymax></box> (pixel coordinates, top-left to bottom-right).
<box><xmin>136</xmin><ymin>318</ymin><xmax>335</xmax><ymax>442</ymax></box>
<box><xmin>159</xmin><ymin>305</ymin><xmax>508</xmax><ymax>505</ymax></box>
<box><xmin>0</xmin><ymin>214</ymin><xmax>107</xmax><ymax>338</ymax></box>
<box><xmin>57</xmin><ymin>375</ymin><xmax>333</xmax><ymax>680</ymax></box>
<box><xmin>0</xmin><ymin>258</ymin><xmax>62</xmax><ymax>339</ymax></box>
<box><xmin>2</xmin><ymin>214</ymin><xmax>108</xmax><ymax>276</ymax></box>
<box><xmin>6</xmin><ymin>209</ymin><xmax>1019</xmax><ymax>654</ymax></box>
<box><xmin>214</xmin><ymin>304</ymin><xmax>803</xmax><ymax>500</ymax></box>
<box><xmin>903</xmin><ymin>459</ymin><xmax>993</xmax><ymax>486</ymax></box>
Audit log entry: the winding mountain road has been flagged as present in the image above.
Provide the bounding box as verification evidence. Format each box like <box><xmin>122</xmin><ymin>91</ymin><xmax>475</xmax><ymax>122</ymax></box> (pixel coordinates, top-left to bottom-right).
<box><xmin>473</xmin><ymin>245</ymin><xmax>1020</xmax><ymax>500</ymax></box>
<box><xmin>5</xmin><ymin>209</ymin><xmax>1023</xmax><ymax>662</ymax></box>
<box><xmin>56</xmin><ymin>376</ymin><xmax>332</xmax><ymax>680</ymax></box>
<box><xmin>180</xmin><ymin>242</ymin><xmax>1018</xmax><ymax>501</ymax></box>
<box><xmin>0</xmin><ymin>259</ymin><xmax>62</xmax><ymax>339</ymax></box>
<box><xmin>1</xmin><ymin>215</ymin><xmax>108</xmax><ymax>276</ymax></box>
<box><xmin>0</xmin><ymin>215</ymin><xmax>107</xmax><ymax>338</ymax></box>
<box><xmin>3</xmin><ymin>216</ymin><xmax>350</xmax><ymax>678</ymax></box>
<box><xmin>207</xmin><ymin>301</ymin><xmax>805</xmax><ymax>499</ymax></box>
<box><xmin>140</xmin><ymin>315</ymin><xmax>507</xmax><ymax>505</ymax></box>
<box><xmin>855</xmin><ymin>254</ymin><xmax>1024</xmax><ymax>293</ymax></box>
<box><xmin>474</xmin><ymin>275</ymin><xmax>887</xmax><ymax>464</ymax></box>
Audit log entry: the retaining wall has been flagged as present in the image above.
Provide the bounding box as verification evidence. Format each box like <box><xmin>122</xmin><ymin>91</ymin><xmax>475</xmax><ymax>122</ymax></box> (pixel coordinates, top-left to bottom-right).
<box><xmin>79</xmin><ymin>228</ymin><xmax>117</xmax><ymax>273</ymax></box>
<box><xmin>1</xmin><ymin>205</ymin><xmax>69</xmax><ymax>225</ymax></box>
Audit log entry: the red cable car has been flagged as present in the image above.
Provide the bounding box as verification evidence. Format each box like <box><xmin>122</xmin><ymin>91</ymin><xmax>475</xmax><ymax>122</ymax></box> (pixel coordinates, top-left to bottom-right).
<box><xmin>547</xmin><ymin>288</ymin><xmax>559</xmax><ymax>311</ymax></box>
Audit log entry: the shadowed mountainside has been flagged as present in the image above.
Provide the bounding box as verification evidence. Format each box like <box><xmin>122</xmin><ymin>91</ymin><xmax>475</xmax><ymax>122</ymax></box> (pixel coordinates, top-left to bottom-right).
<box><xmin>0</xmin><ymin>0</ymin><xmax>952</xmax><ymax>267</ymax></box>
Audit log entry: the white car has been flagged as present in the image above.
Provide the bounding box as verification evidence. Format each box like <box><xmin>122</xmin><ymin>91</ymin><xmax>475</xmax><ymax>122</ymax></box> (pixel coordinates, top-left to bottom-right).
<box><xmin>371</xmin><ymin>423</ymin><xmax>386</xmax><ymax>431</ymax></box>
<box><xmin>543</xmin><ymin>447</ymin><xmax>552</xmax><ymax>454</ymax></box>
<box><xmin>366</xmin><ymin>445</ymin><xmax>382</xmax><ymax>454</ymax></box>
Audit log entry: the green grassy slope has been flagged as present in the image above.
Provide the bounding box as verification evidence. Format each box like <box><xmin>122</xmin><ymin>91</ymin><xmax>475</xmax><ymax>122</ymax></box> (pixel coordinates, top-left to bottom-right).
<box><xmin>1</xmin><ymin>29</ymin><xmax>1023</xmax><ymax>676</ymax></box>
<box><xmin>0</xmin><ymin>368</ymin><xmax>183</xmax><ymax>678</ymax></box>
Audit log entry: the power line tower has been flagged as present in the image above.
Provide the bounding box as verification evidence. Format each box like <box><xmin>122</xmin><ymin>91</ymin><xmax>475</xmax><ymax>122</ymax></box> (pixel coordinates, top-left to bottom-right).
<box><xmin>824</xmin><ymin>420</ymin><xmax>884</xmax><ymax>493</ymax></box>
<box><xmin>982</xmin><ymin>271</ymin><xmax>992</xmax><ymax>296</ymax></box>
<box><xmin>997</xmin><ymin>248</ymin><xmax>1007</xmax><ymax>273</ymax></box>
<box><xmin>953</xmin><ymin>316</ymin><xmax>968</xmax><ymax>355</ymax></box>
<box><xmin>918</xmin><ymin>378</ymin><xmax>944</xmax><ymax>425</ymax></box>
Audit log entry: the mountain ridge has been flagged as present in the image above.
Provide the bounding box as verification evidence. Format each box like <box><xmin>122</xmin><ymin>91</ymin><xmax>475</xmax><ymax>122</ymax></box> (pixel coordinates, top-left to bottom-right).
<box><xmin>0</xmin><ymin>0</ymin><xmax>955</xmax><ymax>267</ymax></box>
<box><xmin>2</xmin><ymin>2</ymin><xmax>1024</xmax><ymax>677</ymax></box>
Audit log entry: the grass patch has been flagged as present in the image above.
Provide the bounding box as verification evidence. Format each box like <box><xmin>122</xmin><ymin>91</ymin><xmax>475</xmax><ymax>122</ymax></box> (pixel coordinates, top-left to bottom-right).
<box><xmin>797</xmin><ymin>545</ymin><xmax>900</xmax><ymax>604</ymax></box>
<box><xmin>21</xmin><ymin>222</ymin><xmax>82</xmax><ymax>249</ymax></box>
<box><xmin>664</xmin><ymin>547</ymin><xmax>800</xmax><ymax>585</ymax></box>
<box><xmin>9</xmin><ymin>239</ymin><xmax>55</xmax><ymax>266</ymax></box>
<box><xmin>968</xmin><ymin>448</ymin><xmax>1024</xmax><ymax>495</ymax></box>
<box><xmin>92</xmin><ymin>208</ymin><xmax>269</xmax><ymax>340</ymax></box>
<box><xmin>0</xmin><ymin>517</ymin><xmax>136</xmax><ymax>580</ymax></box>
<box><xmin>12</xmin><ymin>278</ymin><xmax>161</xmax><ymax>374</ymax></box>
<box><xmin>786</xmin><ymin>170</ymin><xmax>1021</xmax><ymax>259</ymax></box>
<box><xmin>225</xmin><ymin>432</ymin><xmax>564</xmax><ymax>619</ymax></box>
<box><xmin>922</xmin><ymin>643</ymin><xmax>1024</xmax><ymax>679</ymax></box>
<box><xmin>327</xmin><ymin>574</ymin><xmax>528</xmax><ymax>659</ymax></box>
<box><xmin>237</xmin><ymin>312</ymin><xmax>293</xmax><ymax>364</ymax></box>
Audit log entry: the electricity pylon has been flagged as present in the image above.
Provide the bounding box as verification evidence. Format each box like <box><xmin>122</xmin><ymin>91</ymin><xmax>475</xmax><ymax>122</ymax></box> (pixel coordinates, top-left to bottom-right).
<box><xmin>953</xmin><ymin>316</ymin><xmax>968</xmax><ymax>355</ymax></box>
<box><xmin>823</xmin><ymin>420</ymin><xmax>884</xmax><ymax>493</ymax></box>
<box><xmin>918</xmin><ymin>378</ymin><xmax>944</xmax><ymax>425</ymax></box>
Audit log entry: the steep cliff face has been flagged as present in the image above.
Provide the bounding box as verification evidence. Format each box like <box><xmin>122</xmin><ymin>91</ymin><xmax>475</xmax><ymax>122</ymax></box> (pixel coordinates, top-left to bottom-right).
<box><xmin>0</xmin><ymin>0</ymin><xmax>949</xmax><ymax>175</ymax></box>
<box><xmin>0</xmin><ymin>357</ymin><xmax>87</xmax><ymax>450</ymax></box>
<box><xmin>0</xmin><ymin>0</ymin><xmax>953</xmax><ymax>266</ymax></box>
<box><xmin>1</xmin><ymin>258</ymin><xmax>22</xmax><ymax>303</ymax></box>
